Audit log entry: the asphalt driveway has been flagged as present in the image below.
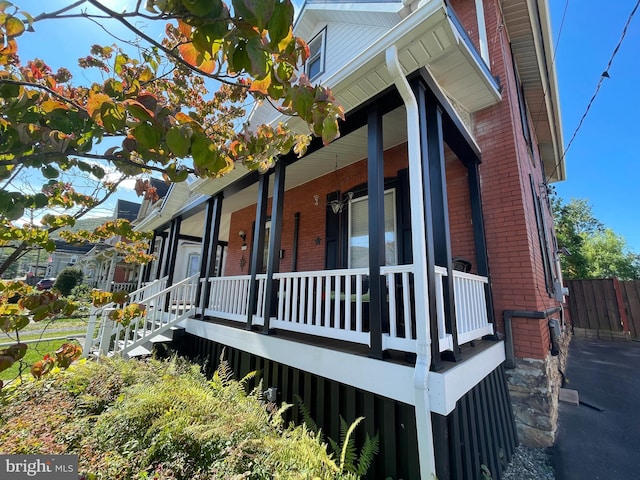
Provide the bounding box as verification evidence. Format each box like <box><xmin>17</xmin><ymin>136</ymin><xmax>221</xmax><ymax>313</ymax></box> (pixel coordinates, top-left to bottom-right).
<box><xmin>552</xmin><ymin>335</ymin><xmax>640</xmax><ymax>479</ymax></box>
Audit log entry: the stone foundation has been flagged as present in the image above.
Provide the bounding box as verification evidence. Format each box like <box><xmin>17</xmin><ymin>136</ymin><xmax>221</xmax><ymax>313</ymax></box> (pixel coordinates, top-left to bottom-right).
<box><xmin>505</xmin><ymin>330</ymin><xmax>571</xmax><ymax>447</ymax></box>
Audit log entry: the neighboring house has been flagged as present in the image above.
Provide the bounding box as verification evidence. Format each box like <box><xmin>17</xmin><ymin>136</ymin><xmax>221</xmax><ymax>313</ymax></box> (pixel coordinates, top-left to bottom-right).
<box><xmin>91</xmin><ymin>1</ymin><xmax>568</xmax><ymax>478</ymax></box>
<box><xmin>45</xmin><ymin>240</ymin><xmax>94</xmax><ymax>278</ymax></box>
<box><xmin>134</xmin><ymin>178</ymin><xmax>207</xmax><ymax>287</ymax></box>
<box><xmin>81</xmin><ymin>199</ymin><xmax>142</xmax><ymax>291</ymax></box>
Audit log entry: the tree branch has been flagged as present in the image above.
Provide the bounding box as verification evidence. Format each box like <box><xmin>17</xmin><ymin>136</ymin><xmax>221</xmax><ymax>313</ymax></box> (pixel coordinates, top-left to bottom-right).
<box><xmin>85</xmin><ymin>0</ymin><xmax>247</xmax><ymax>88</ymax></box>
<box><xmin>31</xmin><ymin>0</ymin><xmax>88</xmax><ymax>22</ymax></box>
<box><xmin>0</xmin><ymin>151</ymin><xmax>195</xmax><ymax>176</ymax></box>
<box><xmin>0</xmin><ymin>79</ymin><xmax>87</xmax><ymax>113</ymax></box>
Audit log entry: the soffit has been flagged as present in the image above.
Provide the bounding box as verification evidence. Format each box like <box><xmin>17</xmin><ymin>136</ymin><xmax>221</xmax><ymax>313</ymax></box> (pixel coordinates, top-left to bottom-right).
<box><xmin>181</xmin><ymin>107</ymin><xmax>408</xmax><ymax>242</ymax></box>
<box><xmin>502</xmin><ymin>0</ymin><xmax>565</xmax><ymax>182</ymax></box>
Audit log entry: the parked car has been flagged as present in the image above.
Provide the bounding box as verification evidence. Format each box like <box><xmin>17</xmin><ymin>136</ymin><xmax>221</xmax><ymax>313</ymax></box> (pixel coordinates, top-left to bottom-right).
<box><xmin>36</xmin><ymin>278</ymin><xmax>56</xmax><ymax>290</ymax></box>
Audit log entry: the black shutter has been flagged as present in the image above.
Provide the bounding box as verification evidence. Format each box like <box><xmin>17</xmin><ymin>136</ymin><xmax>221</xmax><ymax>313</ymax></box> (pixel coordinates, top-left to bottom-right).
<box><xmin>325</xmin><ymin>191</ymin><xmax>340</xmax><ymax>269</ymax></box>
<box><xmin>397</xmin><ymin>168</ymin><xmax>413</xmax><ymax>264</ymax></box>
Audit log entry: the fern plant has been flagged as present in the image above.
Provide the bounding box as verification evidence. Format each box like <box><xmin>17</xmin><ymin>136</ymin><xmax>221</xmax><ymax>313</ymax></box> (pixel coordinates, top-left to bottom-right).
<box><xmin>295</xmin><ymin>395</ymin><xmax>379</xmax><ymax>478</ymax></box>
<box><xmin>328</xmin><ymin>416</ymin><xmax>379</xmax><ymax>477</ymax></box>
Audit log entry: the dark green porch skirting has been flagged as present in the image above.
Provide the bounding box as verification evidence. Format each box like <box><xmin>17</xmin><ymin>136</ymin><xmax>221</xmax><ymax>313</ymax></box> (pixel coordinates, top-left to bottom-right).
<box><xmin>171</xmin><ymin>332</ymin><xmax>517</xmax><ymax>479</ymax></box>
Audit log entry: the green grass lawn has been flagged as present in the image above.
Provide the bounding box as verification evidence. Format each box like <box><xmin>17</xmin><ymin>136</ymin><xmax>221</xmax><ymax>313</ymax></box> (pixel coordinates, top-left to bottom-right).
<box><xmin>1</xmin><ymin>316</ymin><xmax>89</xmax><ymax>382</ymax></box>
<box><xmin>0</xmin><ymin>338</ymin><xmax>82</xmax><ymax>382</ymax></box>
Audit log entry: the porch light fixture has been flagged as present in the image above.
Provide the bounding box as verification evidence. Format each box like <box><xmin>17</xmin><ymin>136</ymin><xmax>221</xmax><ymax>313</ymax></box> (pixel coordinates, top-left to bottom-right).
<box><xmin>239</xmin><ymin>230</ymin><xmax>247</xmax><ymax>249</ymax></box>
<box><xmin>328</xmin><ymin>191</ymin><xmax>354</xmax><ymax>215</ymax></box>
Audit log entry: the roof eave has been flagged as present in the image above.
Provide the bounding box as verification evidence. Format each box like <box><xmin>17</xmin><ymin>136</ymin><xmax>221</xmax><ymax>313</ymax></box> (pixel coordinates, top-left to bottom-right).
<box><xmin>503</xmin><ymin>0</ymin><xmax>566</xmax><ymax>183</ymax></box>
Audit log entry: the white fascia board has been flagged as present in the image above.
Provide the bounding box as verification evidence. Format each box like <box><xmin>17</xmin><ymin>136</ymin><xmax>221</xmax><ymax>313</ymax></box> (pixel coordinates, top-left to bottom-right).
<box><xmin>133</xmin><ymin>206</ymin><xmax>163</xmax><ymax>232</ymax></box>
<box><xmin>184</xmin><ymin>319</ymin><xmax>416</xmax><ymax>405</ymax></box>
<box><xmin>428</xmin><ymin>341</ymin><xmax>506</xmax><ymax>415</ymax></box>
<box><xmin>533</xmin><ymin>0</ymin><xmax>565</xmax><ymax>182</ymax></box>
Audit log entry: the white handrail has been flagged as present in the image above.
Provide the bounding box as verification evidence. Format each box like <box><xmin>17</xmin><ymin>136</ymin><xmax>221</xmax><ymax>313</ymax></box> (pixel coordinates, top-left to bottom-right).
<box><xmin>85</xmin><ymin>275</ymin><xmax>196</xmax><ymax>358</ymax></box>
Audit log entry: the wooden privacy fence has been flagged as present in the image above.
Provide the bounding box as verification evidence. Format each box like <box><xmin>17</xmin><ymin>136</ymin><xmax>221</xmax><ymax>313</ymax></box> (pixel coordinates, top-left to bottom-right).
<box><xmin>566</xmin><ymin>278</ymin><xmax>640</xmax><ymax>340</ymax></box>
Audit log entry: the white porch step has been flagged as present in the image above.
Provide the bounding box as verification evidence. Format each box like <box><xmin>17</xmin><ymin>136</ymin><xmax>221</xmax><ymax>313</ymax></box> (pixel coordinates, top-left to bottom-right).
<box><xmin>123</xmin><ymin>343</ymin><xmax>153</xmax><ymax>357</ymax></box>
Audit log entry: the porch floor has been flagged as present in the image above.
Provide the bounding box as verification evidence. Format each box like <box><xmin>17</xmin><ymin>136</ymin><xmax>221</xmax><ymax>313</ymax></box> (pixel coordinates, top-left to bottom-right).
<box><xmin>195</xmin><ymin>313</ymin><xmax>499</xmax><ymax>370</ymax></box>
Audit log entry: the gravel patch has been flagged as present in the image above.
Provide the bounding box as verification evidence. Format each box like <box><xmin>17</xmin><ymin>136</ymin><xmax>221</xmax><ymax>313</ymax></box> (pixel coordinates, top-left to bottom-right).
<box><xmin>501</xmin><ymin>445</ymin><xmax>555</xmax><ymax>480</ymax></box>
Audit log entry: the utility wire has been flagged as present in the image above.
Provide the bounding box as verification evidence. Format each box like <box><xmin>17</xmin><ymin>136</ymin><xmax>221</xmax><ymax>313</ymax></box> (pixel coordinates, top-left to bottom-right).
<box><xmin>548</xmin><ymin>0</ymin><xmax>640</xmax><ymax>181</ymax></box>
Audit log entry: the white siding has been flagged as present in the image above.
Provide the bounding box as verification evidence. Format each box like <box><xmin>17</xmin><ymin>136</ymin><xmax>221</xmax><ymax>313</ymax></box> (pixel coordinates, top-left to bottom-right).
<box><xmin>249</xmin><ymin>21</ymin><xmax>391</xmax><ymax>127</ymax></box>
<box><xmin>321</xmin><ymin>22</ymin><xmax>389</xmax><ymax>82</ymax></box>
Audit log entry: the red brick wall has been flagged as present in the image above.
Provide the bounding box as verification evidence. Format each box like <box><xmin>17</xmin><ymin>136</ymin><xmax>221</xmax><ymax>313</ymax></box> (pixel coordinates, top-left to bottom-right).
<box><xmin>450</xmin><ymin>0</ymin><xmax>561</xmax><ymax>359</ymax></box>
<box><xmin>224</xmin><ymin>0</ymin><xmax>562</xmax><ymax>360</ymax></box>
<box><xmin>225</xmin><ymin>144</ymin><xmax>410</xmax><ymax>276</ymax></box>
<box><xmin>445</xmin><ymin>147</ymin><xmax>477</xmax><ymax>270</ymax></box>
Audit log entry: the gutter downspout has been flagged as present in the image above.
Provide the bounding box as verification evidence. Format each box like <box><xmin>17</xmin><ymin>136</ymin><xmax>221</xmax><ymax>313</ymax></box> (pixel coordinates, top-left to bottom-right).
<box><xmin>385</xmin><ymin>45</ymin><xmax>437</xmax><ymax>479</ymax></box>
<box><xmin>503</xmin><ymin>306</ymin><xmax>562</xmax><ymax>368</ymax></box>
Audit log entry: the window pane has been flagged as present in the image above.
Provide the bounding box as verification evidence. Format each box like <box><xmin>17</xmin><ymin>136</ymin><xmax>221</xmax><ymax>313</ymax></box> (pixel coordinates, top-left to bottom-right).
<box><xmin>348</xmin><ymin>190</ymin><xmax>397</xmax><ymax>268</ymax></box>
<box><xmin>187</xmin><ymin>253</ymin><xmax>200</xmax><ymax>277</ymax></box>
<box><xmin>308</xmin><ymin>57</ymin><xmax>322</xmax><ymax>79</ymax></box>
<box><xmin>350</xmin><ymin>198</ymin><xmax>369</xmax><ymax>268</ymax></box>
<box><xmin>262</xmin><ymin>221</ymin><xmax>271</xmax><ymax>272</ymax></box>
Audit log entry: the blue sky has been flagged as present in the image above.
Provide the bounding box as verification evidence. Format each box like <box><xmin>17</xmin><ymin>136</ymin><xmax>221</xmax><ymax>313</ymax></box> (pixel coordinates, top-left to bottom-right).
<box><xmin>10</xmin><ymin>1</ymin><xmax>640</xmax><ymax>252</ymax></box>
<box><xmin>550</xmin><ymin>1</ymin><xmax>640</xmax><ymax>252</ymax></box>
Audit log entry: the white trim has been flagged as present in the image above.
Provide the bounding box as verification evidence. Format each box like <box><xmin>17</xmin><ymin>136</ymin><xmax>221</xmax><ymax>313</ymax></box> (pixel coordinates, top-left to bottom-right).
<box><xmin>184</xmin><ymin>317</ymin><xmax>505</xmax><ymax>417</ymax></box>
<box><xmin>428</xmin><ymin>341</ymin><xmax>506</xmax><ymax>415</ymax></box>
<box><xmin>474</xmin><ymin>0</ymin><xmax>490</xmax><ymax>65</ymax></box>
<box><xmin>184</xmin><ymin>318</ymin><xmax>416</xmax><ymax>404</ymax></box>
<box><xmin>305</xmin><ymin>27</ymin><xmax>327</xmax><ymax>81</ymax></box>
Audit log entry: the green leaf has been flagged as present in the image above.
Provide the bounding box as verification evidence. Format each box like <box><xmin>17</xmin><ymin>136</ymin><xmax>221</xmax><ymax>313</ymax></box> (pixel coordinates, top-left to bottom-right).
<box><xmin>33</xmin><ymin>193</ymin><xmax>48</xmax><ymax>209</ymax></box>
<box><xmin>252</xmin><ymin>0</ymin><xmax>275</xmax><ymax>31</ymax></box>
<box><xmin>41</xmin><ymin>165</ymin><xmax>59</xmax><ymax>179</ymax></box>
<box><xmin>268</xmin><ymin>0</ymin><xmax>294</xmax><ymax>46</ymax></box>
<box><xmin>133</xmin><ymin>123</ymin><xmax>162</xmax><ymax>150</ymax></box>
<box><xmin>0</xmin><ymin>80</ymin><xmax>20</xmax><ymax>98</ymax></box>
<box><xmin>246</xmin><ymin>37</ymin><xmax>269</xmax><ymax>75</ymax></box>
<box><xmin>166</xmin><ymin>125</ymin><xmax>192</xmax><ymax>158</ymax></box>
<box><xmin>321</xmin><ymin>115</ymin><xmax>340</xmax><ymax>146</ymax></box>
<box><xmin>5</xmin><ymin>202</ymin><xmax>23</xmax><ymax>220</ymax></box>
<box><xmin>166</xmin><ymin>164</ymin><xmax>190</xmax><ymax>182</ymax></box>
<box><xmin>182</xmin><ymin>0</ymin><xmax>215</xmax><ymax>16</ymax></box>
<box><xmin>125</xmin><ymin>100</ymin><xmax>154</xmax><ymax>123</ymax></box>
<box><xmin>193</xmin><ymin>23</ymin><xmax>226</xmax><ymax>56</ymax></box>
<box><xmin>114</xmin><ymin>53</ymin><xmax>128</xmax><ymax>75</ymax></box>
<box><xmin>103</xmin><ymin>78</ymin><xmax>124</xmax><ymax>99</ymax></box>
<box><xmin>232</xmin><ymin>0</ymin><xmax>254</xmax><ymax>22</ymax></box>
<box><xmin>191</xmin><ymin>135</ymin><xmax>230</xmax><ymax>175</ymax></box>
<box><xmin>100</xmin><ymin>101</ymin><xmax>127</xmax><ymax>133</ymax></box>
<box><xmin>292</xmin><ymin>88</ymin><xmax>314</xmax><ymax>122</ymax></box>
<box><xmin>228</xmin><ymin>40</ymin><xmax>251</xmax><ymax>74</ymax></box>
<box><xmin>191</xmin><ymin>134</ymin><xmax>215</xmax><ymax>169</ymax></box>
<box><xmin>5</xmin><ymin>16</ymin><xmax>25</xmax><ymax>38</ymax></box>
<box><xmin>91</xmin><ymin>165</ymin><xmax>106</xmax><ymax>179</ymax></box>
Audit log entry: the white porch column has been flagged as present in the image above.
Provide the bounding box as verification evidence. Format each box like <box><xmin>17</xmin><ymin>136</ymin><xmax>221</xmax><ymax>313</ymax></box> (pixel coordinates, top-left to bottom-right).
<box><xmin>103</xmin><ymin>254</ymin><xmax>117</xmax><ymax>292</ymax></box>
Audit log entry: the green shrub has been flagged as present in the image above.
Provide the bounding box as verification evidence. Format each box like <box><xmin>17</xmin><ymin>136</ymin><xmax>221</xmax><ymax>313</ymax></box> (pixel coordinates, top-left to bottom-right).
<box><xmin>69</xmin><ymin>283</ymin><xmax>92</xmax><ymax>302</ymax></box>
<box><xmin>54</xmin><ymin>268</ymin><xmax>84</xmax><ymax>296</ymax></box>
<box><xmin>0</xmin><ymin>357</ymin><xmax>360</xmax><ymax>479</ymax></box>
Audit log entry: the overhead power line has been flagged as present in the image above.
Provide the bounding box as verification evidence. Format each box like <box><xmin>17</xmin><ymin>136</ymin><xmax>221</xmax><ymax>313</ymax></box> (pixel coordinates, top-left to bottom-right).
<box><xmin>549</xmin><ymin>0</ymin><xmax>640</xmax><ymax>181</ymax></box>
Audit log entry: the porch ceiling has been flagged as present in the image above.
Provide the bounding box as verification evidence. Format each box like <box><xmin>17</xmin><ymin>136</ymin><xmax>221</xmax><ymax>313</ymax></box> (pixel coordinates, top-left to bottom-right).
<box><xmin>184</xmin><ymin>107</ymin><xmax>409</xmax><ymax>242</ymax></box>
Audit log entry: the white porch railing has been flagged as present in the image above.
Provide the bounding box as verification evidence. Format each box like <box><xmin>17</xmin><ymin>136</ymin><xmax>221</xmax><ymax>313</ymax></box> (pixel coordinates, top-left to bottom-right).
<box><xmin>200</xmin><ymin>265</ymin><xmax>492</xmax><ymax>354</ymax></box>
<box><xmin>271</xmin><ymin>268</ymin><xmax>371</xmax><ymax>345</ymax></box>
<box><xmin>202</xmin><ymin>274</ymin><xmax>267</xmax><ymax>325</ymax></box>
<box><xmin>84</xmin><ymin>275</ymin><xmax>196</xmax><ymax>358</ymax></box>
<box><xmin>451</xmin><ymin>270</ymin><xmax>494</xmax><ymax>343</ymax></box>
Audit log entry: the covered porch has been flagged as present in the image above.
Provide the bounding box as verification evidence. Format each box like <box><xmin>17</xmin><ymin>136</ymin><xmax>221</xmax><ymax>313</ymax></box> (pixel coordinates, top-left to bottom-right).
<box><xmin>138</xmin><ymin>68</ymin><xmax>497</xmax><ymax>368</ymax></box>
